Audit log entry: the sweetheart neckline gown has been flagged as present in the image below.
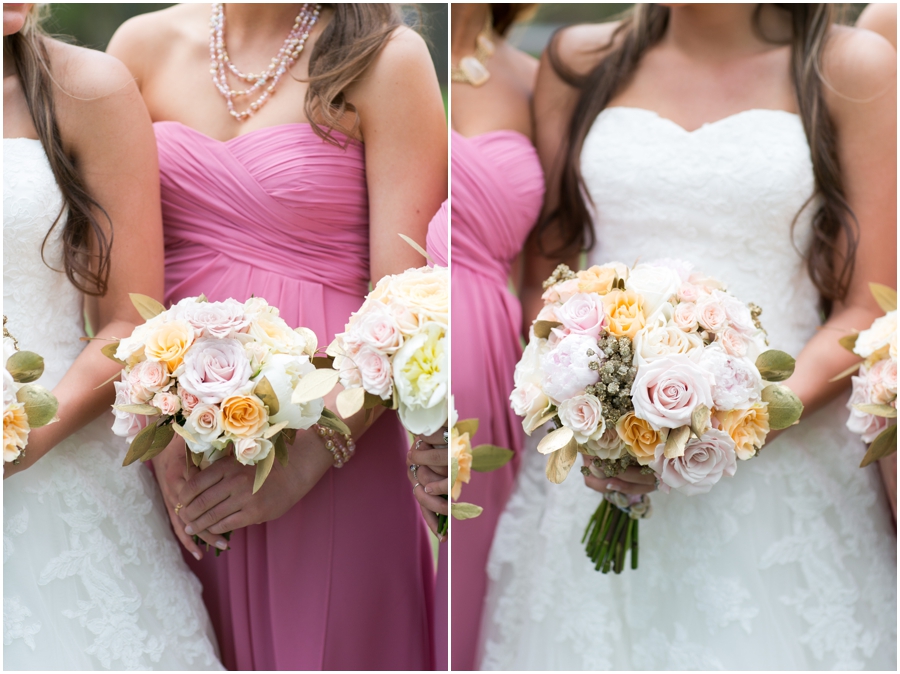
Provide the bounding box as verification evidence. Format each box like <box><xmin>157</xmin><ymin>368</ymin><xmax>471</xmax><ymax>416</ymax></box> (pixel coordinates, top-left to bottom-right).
<box><xmin>450</xmin><ymin>128</ymin><xmax>545</xmax><ymax>670</ymax></box>
<box><xmin>3</xmin><ymin>137</ymin><xmax>222</xmax><ymax>670</ymax></box>
<box><xmin>478</xmin><ymin>106</ymin><xmax>897</xmax><ymax>671</ymax></box>
<box><xmin>155</xmin><ymin>120</ymin><xmax>435</xmax><ymax>671</ymax></box>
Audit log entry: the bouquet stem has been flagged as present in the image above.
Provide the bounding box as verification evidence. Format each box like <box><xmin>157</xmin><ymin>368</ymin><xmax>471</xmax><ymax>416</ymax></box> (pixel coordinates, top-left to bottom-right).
<box><xmin>436</xmin><ymin>495</ymin><xmax>448</xmax><ymax>538</ymax></box>
<box><xmin>583</xmin><ymin>497</ymin><xmax>640</xmax><ymax>574</ymax></box>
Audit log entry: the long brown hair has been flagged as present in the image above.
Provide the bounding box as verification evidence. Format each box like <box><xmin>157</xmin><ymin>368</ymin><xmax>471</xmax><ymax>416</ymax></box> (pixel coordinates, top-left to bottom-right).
<box><xmin>5</xmin><ymin>6</ymin><xmax>113</xmax><ymax>296</ymax></box>
<box><xmin>540</xmin><ymin>4</ymin><xmax>858</xmax><ymax>312</ymax></box>
<box><xmin>305</xmin><ymin>3</ymin><xmax>409</xmax><ymax>143</ymax></box>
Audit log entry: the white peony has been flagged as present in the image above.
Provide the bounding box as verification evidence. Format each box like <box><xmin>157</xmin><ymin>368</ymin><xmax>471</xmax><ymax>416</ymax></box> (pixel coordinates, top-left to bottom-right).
<box><xmin>855</xmin><ymin>311</ymin><xmax>897</xmax><ymax>359</ymax></box>
<box><xmin>258</xmin><ymin>353</ymin><xmax>324</xmax><ymax>430</ymax></box>
<box><xmin>696</xmin><ymin>344</ymin><xmax>762</xmax><ymax>411</ymax></box>
<box><xmin>540</xmin><ymin>334</ymin><xmax>602</xmax><ymax>403</ymax></box>
<box><xmin>393</xmin><ymin>323</ymin><xmax>448</xmax><ymax>435</ymax></box>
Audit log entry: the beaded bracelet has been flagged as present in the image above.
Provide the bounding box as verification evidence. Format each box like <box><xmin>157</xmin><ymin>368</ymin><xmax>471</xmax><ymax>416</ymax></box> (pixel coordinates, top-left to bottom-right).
<box><xmin>314</xmin><ymin>424</ymin><xmax>356</xmax><ymax>468</ymax></box>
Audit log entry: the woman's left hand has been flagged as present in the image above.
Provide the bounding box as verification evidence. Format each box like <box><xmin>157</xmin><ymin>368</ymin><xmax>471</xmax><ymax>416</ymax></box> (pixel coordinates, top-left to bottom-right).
<box><xmin>407</xmin><ymin>429</ymin><xmax>449</xmax><ymax>539</ymax></box>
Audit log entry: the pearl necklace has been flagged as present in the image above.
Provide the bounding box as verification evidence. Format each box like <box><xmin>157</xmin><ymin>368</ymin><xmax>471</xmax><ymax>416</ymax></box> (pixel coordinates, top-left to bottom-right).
<box><xmin>209</xmin><ymin>3</ymin><xmax>321</xmax><ymax>122</ymax></box>
<box><xmin>450</xmin><ymin>12</ymin><xmax>494</xmax><ymax>87</ymax></box>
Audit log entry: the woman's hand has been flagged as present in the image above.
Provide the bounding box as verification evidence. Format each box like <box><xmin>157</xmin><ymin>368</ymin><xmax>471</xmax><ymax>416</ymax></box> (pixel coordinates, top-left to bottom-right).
<box><xmin>407</xmin><ymin>429</ymin><xmax>449</xmax><ymax>540</ymax></box>
<box><xmin>581</xmin><ymin>455</ymin><xmax>657</xmax><ymax>496</ymax></box>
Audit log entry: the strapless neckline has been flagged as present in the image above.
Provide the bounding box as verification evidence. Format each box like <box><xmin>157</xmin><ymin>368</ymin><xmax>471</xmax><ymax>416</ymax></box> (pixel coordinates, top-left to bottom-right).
<box><xmin>153</xmin><ymin>120</ymin><xmax>361</xmax><ymax>149</ymax></box>
<box><xmin>452</xmin><ymin>128</ymin><xmax>533</xmax><ymax>145</ymax></box>
<box><xmin>599</xmin><ymin>106</ymin><xmax>802</xmax><ymax>135</ymax></box>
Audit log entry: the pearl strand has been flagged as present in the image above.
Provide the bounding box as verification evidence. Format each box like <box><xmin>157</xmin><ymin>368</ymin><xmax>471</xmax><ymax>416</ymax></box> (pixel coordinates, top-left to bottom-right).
<box><xmin>314</xmin><ymin>424</ymin><xmax>356</xmax><ymax>468</ymax></box>
<box><xmin>209</xmin><ymin>3</ymin><xmax>321</xmax><ymax>122</ymax></box>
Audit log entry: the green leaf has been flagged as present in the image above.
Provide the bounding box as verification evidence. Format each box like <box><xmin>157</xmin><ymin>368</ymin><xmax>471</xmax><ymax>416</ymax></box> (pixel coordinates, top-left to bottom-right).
<box><xmin>761</xmin><ymin>384</ymin><xmax>804</xmax><ymax>430</ymax></box>
<box><xmin>172</xmin><ymin>422</ymin><xmax>197</xmax><ymax>444</ymax></box>
<box><xmin>364</xmin><ymin>391</ymin><xmax>388</xmax><ymax>409</ymax></box>
<box><xmin>470</xmin><ymin>444</ymin><xmax>514</xmax><ymax>472</ymax></box>
<box><xmin>282</xmin><ymin>428</ymin><xmax>297</xmax><ymax>445</ymax></box>
<box><xmin>455</xmin><ymin>418</ymin><xmax>479</xmax><ymax>438</ymax></box>
<box><xmin>532</xmin><ymin>320</ymin><xmax>562</xmax><ymax>340</ymax></box>
<box><xmin>853</xmin><ymin>403</ymin><xmax>898</xmax><ymax>418</ymax></box>
<box><xmin>860</xmin><ymin>424</ymin><xmax>897</xmax><ymax>467</ymax></box>
<box><xmin>274</xmin><ymin>432</ymin><xmax>289</xmax><ymax>467</ymax></box>
<box><xmin>450</xmin><ymin>455</ymin><xmax>459</xmax><ymax>493</ymax></box>
<box><xmin>869</xmin><ymin>282</ymin><xmax>897</xmax><ymax>313</ymax></box>
<box><xmin>336</xmin><ymin>386</ymin><xmax>365</xmax><ymax>418</ymax></box>
<box><xmin>537</xmin><ymin>426</ymin><xmax>574</xmax><ymax>455</ymax></box>
<box><xmin>252</xmin><ymin>447</ymin><xmax>276</xmax><ymax>494</ymax></box>
<box><xmin>190</xmin><ymin>448</ymin><xmax>204</xmax><ymax>467</ymax></box>
<box><xmin>664</xmin><ymin>425</ymin><xmax>691</xmax><ymax>459</ymax></box>
<box><xmin>253</xmin><ymin>376</ymin><xmax>279</xmax><ymax>416</ymax></box>
<box><xmin>690</xmin><ymin>404</ymin><xmax>711</xmax><ymax>440</ymax></box>
<box><xmin>129</xmin><ymin>293</ymin><xmax>166</xmax><ymax>321</ymax></box>
<box><xmin>6</xmin><ymin>350</ymin><xmax>44</xmax><ymax>383</ymax></box>
<box><xmin>122</xmin><ymin>422</ymin><xmax>157</xmax><ymax>467</ymax></box>
<box><xmin>312</xmin><ymin>356</ymin><xmax>335</xmax><ymax>370</ymax></box>
<box><xmin>318</xmin><ymin>407</ymin><xmax>351</xmax><ymax>436</ymax></box>
<box><xmin>755</xmin><ymin>350</ymin><xmax>796</xmax><ymax>382</ymax></box>
<box><xmin>451</xmin><ymin>502</ymin><xmax>483</xmax><ymax>520</ymax></box>
<box><xmin>291</xmin><ymin>368</ymin><xmax>339</xmax><ymax>404</ymax></box>
<box><xmin>100</xmin><ymin>341</ymin><xmax>124</xmax><ymax>366</ymax></box>
<box><xmin>113</xmin><ymin>403</ymin><xmax>161</xmax><ymax>416</ymax></box>
<box><xmin>139</xmin><ymin>423</ymin><xmax>175</xmax><ymax>462</ymax></box>
<box><xmin>829</xmin><ymin>360</ymin><xmax>863</xmax><ymax>382</ymax></box>
<box><xmin>15</xmin><ymin>384</ymin><xmax>58</xmax><ymax>428</ymax></box>
<box><xmin>545</xmin><ymin>440</ymin><xmax>578</xmax><ymax>484</ymax></box>
<box><xmin>839</xmin><ymin>333</ymin><xmax>859</xmax><ymax>353</ymax></box>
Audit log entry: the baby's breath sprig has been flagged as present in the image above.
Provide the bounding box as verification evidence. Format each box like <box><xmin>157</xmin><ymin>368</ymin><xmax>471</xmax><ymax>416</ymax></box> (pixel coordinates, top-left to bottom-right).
<box><xmin>542</xmin><ymin>263</ymin><xmax>577</xmax><ymax>289</ymax></box>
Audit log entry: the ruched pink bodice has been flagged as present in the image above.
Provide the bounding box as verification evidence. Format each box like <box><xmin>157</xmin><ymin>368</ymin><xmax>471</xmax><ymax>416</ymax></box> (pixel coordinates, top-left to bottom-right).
<box><xmin>450</xmin><ymin>129</ymin><xmax>544</xmax><ymax>670</ymax></box>
<box><xmin>155</xmin><ymin>121</ymin><xmax>434</xmax><ymax>671</ymax></box>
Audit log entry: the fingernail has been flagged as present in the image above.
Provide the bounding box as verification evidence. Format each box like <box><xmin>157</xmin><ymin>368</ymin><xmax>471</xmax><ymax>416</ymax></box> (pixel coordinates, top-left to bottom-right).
<box><xmin>215</xmin><ymin>541</ymin><xmax>228</xmax><ymax>551</ymax></box>
<box><xmin>192</xmin><ymin>551</ymin><xmax>202</xmax><ymax>561</ymax></box>
<box><xmin>606</xmin><ymin>483</ymin><xmax>614</xmax><ymax>490</ymax></box>
<box><xmin>184</xmin><ymin>525</ymin><xmax>194</xmax><ymax>535</ymax></box>
<box><xmin>424</xmin><ymin>486</ymin><xmax>433</xmax><ymax>494</ymax></box>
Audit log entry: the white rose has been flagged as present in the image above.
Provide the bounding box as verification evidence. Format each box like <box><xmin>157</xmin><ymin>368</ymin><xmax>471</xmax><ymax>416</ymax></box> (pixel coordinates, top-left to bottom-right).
<box><xmin>243</xmin><ymin>297</ymin><xmax>278</xmax><ymax>319</ymax></box>
<box><xmin>151</xmin><ymin>392</ymin><xmax>181</xmax><ymax>416</ymax></box>
<box><xmin>233</xmin><ymin>436</ymin><xmax>273</xmax><ymax>465</ymax></box>
<box><xmin>584</xmin><ymin>425</ymin><xmax>628</xmax><ymax>460</ymax></box>
<box><xmin>248</xmin><ymin>313</ymin><xmax>307</xmax><ymax>355</ymax></box>
<box><xmin>633</xmin><ymin>314</ymin><xmax>704</xmax><ymax>366</ymax></box>
<box><xmin>696</xmin><ymin>344</ymin><xmax>762</xmax><ymax>411</ymax></box>
<box><xmin>558</xmin><ymin>393</ymin><xmax>606</xmax><ymax>444</ymax></box>
<box><xmin>625</xmin><ymin>264</ymin><xmax>681</xmax><ymax>317</ymax></box>
<box><xmin>540</xmin><ymin>334</ymin><xmax>603</xmax><ymax>403</ymax></box>
<box><xmin>244</xmin><ymin>341</ymin><xmax>271</xmax><ymax>375</ymax></box>
<box><xmin>259</xmin><ymin>353</ymin><xmax>324</xmax><ymax>430</ymax></box>
<box><xmin>335</xmin><ymin>353</ymin><xmax>363</xmax><ymax>390</ymax></box>
<box><xmin>393</xmin><ymin>323</ymin><xmax>448</xmax><ymax>435</ymax></box>
<box><xmin>183</xmin><ymin>403</ymin><xmax>225</xmax><ymax>453</ymax></box>
<box><xmin>355</xmin><ymin>347</ymin><xmax>394</xmax><ymax>399</ymax></box>
<box><xmin>855</xmin><ymin>311</ymin><xmax>897</xmax><ymax>359</ymax></box>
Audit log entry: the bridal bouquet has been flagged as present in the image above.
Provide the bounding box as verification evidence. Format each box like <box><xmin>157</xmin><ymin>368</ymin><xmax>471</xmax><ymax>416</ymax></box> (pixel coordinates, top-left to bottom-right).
<box><xmin>510</xmin><ymin>260</ymin><xmax>803</xmax><ymax>573</ymax></box>
<box><xmin>106</xmin><ymin>294</ymin><xmax>345</xmax><ymax>492</ymax></box>
<box><xmin>835</xmin><ymin>283</ymin><xmax>896</xmax><ymax>467</ymax></box>
<box><xmin>327</xmin><ymin>265</ymin><xmax>449</xmax><ymax>435</ymax></box>
<box><xmin>445</xmin><ymin>396</ymin><xmax>514</xmax><ymax>536</ymax></box>
<box><xmin>3</xmin><ymin>321</ymin><xmax>59</xmax><ymax>463</ymax></box>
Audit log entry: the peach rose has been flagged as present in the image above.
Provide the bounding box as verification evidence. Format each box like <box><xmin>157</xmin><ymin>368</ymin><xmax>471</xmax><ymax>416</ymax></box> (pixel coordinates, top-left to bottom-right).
<box><xmin>220</xmin><ymin>394</ymin><xmax>269</xmax><ymax>438</ymax></box>
<box><xmin>576</xmin><ymin>265</ymin><xmax>619</xmax><ymax>295</ymax></box>
<box><xmin>451</xmin><ymin>426</ymin><xmax>473</xmax><ymax>500</ymax></box>
<box><xmin>616</xmin><ymin>412</ymin><xmax>661</xmax><ymax>466</ymax></box>
<box><xmin>145</xmin><ymin>319</ymin><xmax>195</xmax><ymax>373</ymax></box>
<box><xmin>3</xmin><ymin>402</ymin><xmax>29</xmax><ymax>463</ymax></box>
<box><xmin>602</xmin><ymin>290</ymin><xmax>646</xmax><ymax>339</ymax></box>
<box><xmin>715</xmin><ymin>405</ymin><xmax>769</xmax><ymax>460</ymax></box>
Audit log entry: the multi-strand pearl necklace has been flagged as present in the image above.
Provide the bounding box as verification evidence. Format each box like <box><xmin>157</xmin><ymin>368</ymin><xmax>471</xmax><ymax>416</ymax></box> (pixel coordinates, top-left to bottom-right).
<box><xmin>209</xmin><ymin>3</ymin><xmax>321</xmax><ymax>122</ymax></box>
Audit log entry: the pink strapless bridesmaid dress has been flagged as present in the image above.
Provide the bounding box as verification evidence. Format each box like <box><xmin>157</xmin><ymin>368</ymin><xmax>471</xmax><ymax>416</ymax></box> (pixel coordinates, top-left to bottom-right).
<box><xmin>155</xmin><ymin>121</ymin><xmax>435</xmax><ymax>671</ymax></box>
<box><xmin>424</xmin><ymin>199</ymin><xmax>448</xmax><ymax>670</ymax></box>
<box><xmin>450</xmin><ymin>130</ymin><xmax>544</xmax><ymax>670</ymax></box>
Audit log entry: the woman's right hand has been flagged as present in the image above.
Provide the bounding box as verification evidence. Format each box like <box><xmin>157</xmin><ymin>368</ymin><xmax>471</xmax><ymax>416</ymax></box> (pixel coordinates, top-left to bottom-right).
<box><xmin>581</xmin><ymin>455</ymin><xmax>657</xmax><ymax>496</ymax></box>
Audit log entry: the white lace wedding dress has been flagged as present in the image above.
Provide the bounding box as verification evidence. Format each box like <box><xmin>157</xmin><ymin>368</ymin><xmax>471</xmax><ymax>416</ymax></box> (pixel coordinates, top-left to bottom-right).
<box><xmin>3</xmin><ymin>138</ymin><xmax>223</xmax><ymax>670</ymax></box>
<box><xmin>478</xmin><ymin>107</ymin><xmax>897</xmax><ymax>670</ymax></box>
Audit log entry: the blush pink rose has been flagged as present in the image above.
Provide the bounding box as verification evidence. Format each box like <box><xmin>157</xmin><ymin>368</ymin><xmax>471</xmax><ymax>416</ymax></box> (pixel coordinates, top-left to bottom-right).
<box><xmin>172</xmin><ymin>298</ymin><xmax>250</xmax><ymax>339</ymax></box>
<box><xmin>677</xmin><ymin>283</ymin><xmax>703</xmax><ymax>304</ymax></box>
<box><xmin>234</xmin><ymin>436</ymin><xmax>273</xmax><ymax>465</ymax></box>
<box><xmin>126</xmin><ymin>360</ymin><xmax>170</xmax><ymax>403</ymax></box>
<box><xmin>542</xmin><ymin>278</ymin><xmax>580</xmax><ymax>305</ymax></box>
<box><xmin>557</xmin><ymin>293</ymin><xmax>607</xmax><ymax>338</ymax></box>
<box><xmin>178</xmin><ymin>338</ymin><xmax>252</xmax><ymax>405</ymax></box>
<box><xmin>632</xmin><ymin>354</ymin><xmax>715</xmax><ymax>429</ymax></box>
<box><xmin>673</xmin><ymin>302</ymin><xmax>699</xmax><ymax>332</ymax></box>
<box><xmin>846</xmin><ymin>372</ymin><xmax>891</xmax><ymax>443</ymax></box>
<box><xmin>355</xmin><ymin>306</ymin><xmax>403</xmax><ymax>354</ymax></box>
<box><xmin>696</xmin><ymin>296</ymin><xmax>728</xmax><ymax>334</ymax></box>
<box><xmin>178</xmin><ymin>385</ymin><xmax>201</xmax><ymax>414</ymax></box>
<box><xmin>111</xmin><ymin>380</ymin><xmax>149</xmax><ymax>442</ymax></box>
<box><xmin>650</xmin><ymin>428</ymin><xmax>737</xmax><ymax>496</ymax></box>
<box><xmin>355</xmin><ymin>346</ymin><xmax>393</xmax><ymax>398</ymax></box>
<box><xmin>717</xmin><ymin>328</ymin><xmax>749</xmax><ymax>357</ymax></box>
<box><xmin>151</xmin><ymin>391</ymin><xmax>181</xmax><ymax>416</ymax></box>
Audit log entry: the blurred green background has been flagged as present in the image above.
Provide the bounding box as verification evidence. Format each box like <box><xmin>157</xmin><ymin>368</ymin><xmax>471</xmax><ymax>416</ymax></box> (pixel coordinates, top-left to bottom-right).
<box><xmin>43</xmin><ymin>3</ymin><xmax>448</xmax><ymax>87</ymax></box>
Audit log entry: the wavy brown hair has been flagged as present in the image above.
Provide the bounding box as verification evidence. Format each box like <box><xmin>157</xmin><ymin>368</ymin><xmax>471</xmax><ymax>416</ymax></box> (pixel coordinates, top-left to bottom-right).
<box><xmin>305</xmin><ymin>3</ymin><xmax>412</xmax><ymax>143</ymax></box>
<box><xmin>5</xmin><ymin>6</ymin><xmax>113</xmax><ymax>296</ymax></box>
<box><xmin>492</xmin><ymin>4</ymin><xmax>538</xmax><ymax>37</ymax></box>
<box><xmin>540</xmin><ymin>3</ymin><xmax>858</xmax><ymax>313</ymax></box>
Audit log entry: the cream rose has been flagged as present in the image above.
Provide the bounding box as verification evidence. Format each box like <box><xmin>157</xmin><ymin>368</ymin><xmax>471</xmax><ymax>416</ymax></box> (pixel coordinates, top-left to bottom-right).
<box><xmin>233</xmin><ymin>436</ymin><xmax>273</xmax><ymax>465</ymax></box>
<box><xmin>248</xmin><ymin>313</ymin><xmax>307</xmax><ymax>356</ymax></box>
<box><xmin>387</xmin><ymin>267</ymin><xmax>449</xmax><ymax>326</ymax></box>
<box><xmin>632</xmin><ymin>315</ymin><xmax>704</xmax><ymax>366</ymax></box>
<box><xmin>558</xmin><ymin>393</ymin><xmax>605</xmax><ymax>444</ymax></box>
<box><xmin>626</xmin><ymin>264</ymin><xmax>681</xmax><ymax>317</ymax></box>
<box><xmin>673</xmin><ymin>302</ymin><xmax>699</xmax><ymax>332</ymax></box>
<box><xmin>584</xmin><ymin>425</ymin><xmax>628</xmax><ymax>460</ymax></box>
<box><xmin>115</xmin><ymin>313</ymin><xmax>167</xmax><ymax>365</ymax></box>
<box><xmin>183</xmin><ymin>403</ymin><xmax>225</xmax><ymax>453</ymax></box>
<box><xmin>855</xmin><ymin>311</ymin><xmax>897</xmax><ymax>359</ymax></box>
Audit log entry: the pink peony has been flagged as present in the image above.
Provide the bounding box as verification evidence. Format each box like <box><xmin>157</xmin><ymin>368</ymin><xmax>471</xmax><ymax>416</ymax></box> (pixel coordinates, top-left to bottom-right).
<box><xmin>632</xmin><ymin>354</ymin><xmax>715</xmax><ymax>429</ymax></box>
<box><xmin>540</xmin><ymin>334</ymin><xmax>602</xmax><ymax>403</ymax></box>
<box><xmin>696</xmin><ymin>344</ymin><xmax>762</xmax><ymax>410</ymax></box>
<box><xmin>650</xmin><ymin>428</ymin><xmax>737</xmax><ymax>496</ymax></box>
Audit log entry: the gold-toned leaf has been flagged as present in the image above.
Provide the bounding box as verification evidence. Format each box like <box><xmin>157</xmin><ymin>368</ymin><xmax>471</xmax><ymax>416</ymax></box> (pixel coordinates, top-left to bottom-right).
<box><xmin>263</xmin><ymin>420</ymin><xmax>289</xmax><ymax>439</ymax></box>
<box><xmin>15</xmin><ymin>384</ymin><xmax>58</xmax><ymax>428</ymax></box>
<box><xmin>282</xmin><ymin>428</ymin><xmax>297</xmax><ymax>445</ymax></box>
<box><xmin>524</xmin><ymin>405</ymin><xmax>557</xmax><ymax>435</ymax></box>
<box><xmin>470</xmin><ymin>444</ymin><xmax>514</xmax><ymax>472</ymax></box>
<box><xmin>122</xmin><ymin>422</ymin><xmax>157</xmax><ymax>466</ymax></box>
<box><xmin>450</xmin><ymin>456</ymin><xmax>459</xmax><ymax>493</ymax></box>
<box><xmin>755</xmin><ymin>350</ymin><xmax>796</xmax><ymax>382</ymax></box>
<box><xmin>6</xmin><ymin>350</ymin><xmax>44</xmax><ymax>383</ymax></box>
<box><xmin>545</xmin><ymin>440</ymin><xmax>578</xmax><ymax>484</ymax></box>
<box><xmin>533</xmin><ymin>320</ymin><xmax>562</xmax><ymax>340</ymax></box>
<box><xmin>294</xmin><ymin>326</ymin><xmax>318</xmax><ymax>358</ymax></box>
<box><xmin>252</xmin><ymin>447</ymin><xmax>276</xmax><ymax>494</ymax></box>
<box><xmin>761</xmin><ymin>384</ymin><xmax>804</xmax><ymax>430</ymax></box>
<box><xmin>537</xmin><ymin>426</ymin><xmax>574</xmax><ymax>455</ymax></box>
<box><xmin>336</xmin><ymin>386</ymin><xmax>366</xmax><ymax>418</ymax></box>
<box><xmin>839</xmin><ymin>332</ymin><xmax>859</xmax><ymax>353</ymax></box>
<box><xmin>451</xmin><ymin>502</ymin><xmax>483</xmax><ymax>520</ymax></box>
<box><xmin>860</xmin><ymin>425</ymin><xmax>897</xmax><ymax>467</ymax></box>
<box><xmin>100</xmin><ymin>341</ymin><xmax>124</xmax><ymax>366</ymax></box>
<box><xmin>364</xmin><ymin>391</ymin><xmax>388</xmax><ymax>409</ymax></box>
<box><xmin>291</xmin><ymin>368</ymin><xmax>339</xmax><ymax>404</ymax></box>
<box><xmin>664</xmin><ymin>425</ymin><xmax>691</xmax><ymax>459</ymax></box>
<box><xmin>455</xmin><ymin>418</ymin><xmax>479</xmax><ymax>439</ymax></box>
<box><xmin>852</xmin><ymin>403</ymin><xmax>898</xmax><ymax>418</ymax></box>
<box><xmin>140</xmin><ymin>423</ymin><xmax>175</xmax><ymax>462</ymax></box>
<box><xmin>172</xmin><ymin>422</ymin><xmax>197</xmax><ymax>444</ymax></box>
<box><xmin>129</xmin><ymin>293</ymin><xmax>166</xmax><ymax>320</ymax></box>
<box><xmin>317</xmin><ymin>407</ymin><xmax>351</xmax><ymax>436</ymax></box>
<box><xmin>325</xmin><ymin>339</ymin><xmax>344</xmax><ymax>358</ymax></box>
<box><xmin>869</xmin><ymin>282</ymin><xmax>897</xmax><ymax>313</ymax></box>
<box><xmin>190</xmin><ymin>448</ymin><xmax>204</xmax><ymax>467</ymax></box>
<box><xmin>312</xmin><ymin>356</ymin><xmax>334</xmax><ymax>370</ymax></box>
<box><xmin>398</xmin><ymin>233</ymin><xmax>432</xmax><ymax>263</ymax></box>
<box><xmin>690</xmin><ymin>405</ymin><xmax>711</xmax><ymax>439</ymax></box>
<box><xmin>94</xmin><ymin>370</ymin><xmax>124</xmax><ymax>390</ymax></box>
<box><xmin>253</xmin><ymin>376</ymin><xmax>279</xmax><ymax>416</ymax></box>
<box><xmin>274</xmin><ymin>432</ymin><xmax>289</xmax><ymax>467</ymax></box>
<box><xmin>113</xmin><ymin>403</ymin><xmax>161</xmax><ymax>416</ymax></box>
<box><xmin>829</xmin><ymin>360</ymin><xmax>863</xmax><ymax>382</ymax></box>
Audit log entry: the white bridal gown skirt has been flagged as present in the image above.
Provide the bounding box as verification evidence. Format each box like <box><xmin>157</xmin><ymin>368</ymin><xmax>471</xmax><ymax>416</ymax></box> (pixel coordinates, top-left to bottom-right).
<box><xmin>479</xmin><ymin>393</ymin><xmax>897</xmax><ymax>671</ymax></box>
<box><xmin>3</xmin><ymin>415</ymin><xmax>223</xmax><ymax>670</ymax></box>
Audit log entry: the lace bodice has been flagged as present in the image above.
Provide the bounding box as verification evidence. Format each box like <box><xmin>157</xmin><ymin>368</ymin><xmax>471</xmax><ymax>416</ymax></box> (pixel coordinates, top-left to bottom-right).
<box><xmin>583</xmin><ymin>107</ymin><xmax>821</xmax><ymax>356</ymax></box>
